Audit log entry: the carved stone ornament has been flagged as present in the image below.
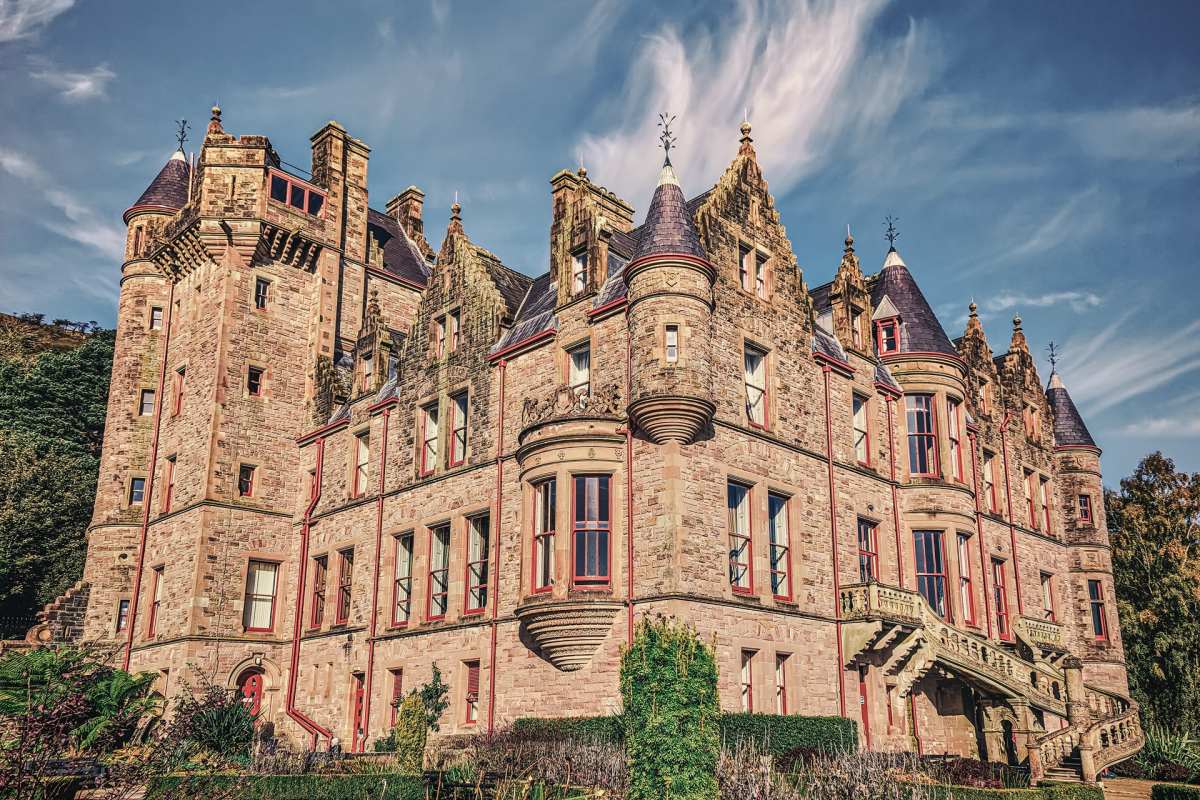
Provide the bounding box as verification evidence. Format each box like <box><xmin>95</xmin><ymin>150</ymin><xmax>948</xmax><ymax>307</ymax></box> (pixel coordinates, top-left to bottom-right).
<box><xmin>521</xmin><ymin>382</ymin><xmax>623</xmax><ymax>429</ymax></box>
<box><xmin>514</xmin><ymin>597</ymin><xmax>623</xmax><ymax>671</ymax></box>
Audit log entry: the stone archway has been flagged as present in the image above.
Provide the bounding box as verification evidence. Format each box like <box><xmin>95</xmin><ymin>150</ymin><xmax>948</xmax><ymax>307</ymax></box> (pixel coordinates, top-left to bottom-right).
<box><xmin>227</xmin><ymin>655</ymin><xmax>281</xmax><ymax>725</ymax></box>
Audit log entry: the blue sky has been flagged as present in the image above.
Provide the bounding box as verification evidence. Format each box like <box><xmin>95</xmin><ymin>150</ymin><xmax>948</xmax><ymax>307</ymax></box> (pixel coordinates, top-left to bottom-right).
<box><xmin>1</xmin><ymin>0</ymin><xmax>1198</xmax><ymax>482</ymax></box>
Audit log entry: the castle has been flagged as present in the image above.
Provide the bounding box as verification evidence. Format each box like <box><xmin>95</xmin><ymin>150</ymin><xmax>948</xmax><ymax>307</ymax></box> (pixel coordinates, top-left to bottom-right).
<box><xmin>57</xmin><ymin>105</ymin><xmax>1143</xmax><ymax>781</ymax></box>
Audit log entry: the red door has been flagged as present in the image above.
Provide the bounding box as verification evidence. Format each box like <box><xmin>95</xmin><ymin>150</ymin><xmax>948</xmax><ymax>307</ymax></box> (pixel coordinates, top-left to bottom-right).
<box><xmin>351</xmin><ymin>673</ymin><xmax>366</xmax><ymax>753</ymax></box>
<box><xmin>237</xmin><ymin>669</ymin><xmax>264</xmax><ymax>717</ymax></box>
<box><xmin>858</xmin><ymin>666</ymin><xmax>872</xmax><ymax>750</ymax></box>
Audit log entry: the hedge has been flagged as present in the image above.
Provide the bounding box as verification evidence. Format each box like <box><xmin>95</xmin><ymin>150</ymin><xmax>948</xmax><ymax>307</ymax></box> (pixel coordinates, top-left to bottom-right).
<box><xmin>510</xmin><ymin>712</ymin><xmax>858</xmax><ymax>756</ymax></box>
<box><xmin>145</xmin><ymin>774</ymin><xmax>426</xmax><ymax>800</ymax></box>
<box><xmin>919</xmin><ymin>782</ymin><xmax>1103</xmax><ymax>800</ymax></box>
<box><xmin>1154</xmin><ymin>784</ymin><xmax>1200</xmax><ymax>800</ymax></box>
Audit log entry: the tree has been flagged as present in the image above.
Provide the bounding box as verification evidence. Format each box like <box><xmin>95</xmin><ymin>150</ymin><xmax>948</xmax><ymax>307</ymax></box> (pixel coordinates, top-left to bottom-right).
<box><xmin>1107</xmin><ymin>451</ymin><xmax>1200</xmax><ymax>734</ymax></box>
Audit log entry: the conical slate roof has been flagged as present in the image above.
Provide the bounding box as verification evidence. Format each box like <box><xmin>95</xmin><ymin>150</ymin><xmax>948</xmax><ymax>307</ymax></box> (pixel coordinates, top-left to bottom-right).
<box><xmin>1046</xmin><ymin>372</ymin><xmax>1097</xmax><ymax>448</ymax></box>
<box><xmin>124</xmin><ymin>151</ymin><xmax>191</xmax><ymax>222</ymax></box>
<box><xmin>869</xmin><ymin>247</ymin><xmax>957</xmax><ymax>356</ymax></box>
<box><xmin>632</xmin><ymin>162</ymin><xmax>705</xmax><ymax>262</ymax></box>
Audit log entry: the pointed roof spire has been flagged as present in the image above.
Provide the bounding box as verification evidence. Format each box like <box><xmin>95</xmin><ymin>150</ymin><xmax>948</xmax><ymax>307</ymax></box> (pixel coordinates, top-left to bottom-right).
<box><xmin>870</xmin><ymin>219</ymin><xmax>956</xmax><ymax>356</ymax></box>
<box><xmin>1045</xmin><ymin>364</ymin><xmax>1097</xmax><ymax>448</ymax></box>
<box><xmin>964</xmin><ymin>300</ymin><xmax>985</xmax><ymax>337</ymax></box>
<box><xmin>634</xmin><ymin>113</ymin><xmax>705</xmax><ymax>263</ymax></box>
<box><xmin>123</xmin><ymin>128</ymin><xmax>193</xmax><ymax>223</ymax></box>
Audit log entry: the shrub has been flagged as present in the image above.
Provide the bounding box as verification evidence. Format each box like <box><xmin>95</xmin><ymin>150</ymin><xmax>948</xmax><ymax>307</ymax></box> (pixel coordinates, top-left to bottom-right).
<box><xmin>510</xmin><ymin>715</ymin><xmax>624</xmax><ymax>744</ymax></box>
<box><xmin>168</xmin><ymin>677</ymin><xmax>256</xmax><ymax>760</ymax></box>
<box><xmin>393</xmin><ymin>693</ymin><xmax>428</xmax><ymax>774</ymax></box>
<box><xmin>145</xmin><ymin>773</ymin><xmax>426</xmax><ymax>799</ymax></box>
<box><xmin>621</xmin><ymin>615</ymin><xmax>720</xmax><ymax>800</ymax></box>
<box><xmin>720</xmin><ymin>713</ymin><xmax>857</xmax><ymax>756</ymax></box>
<box><xmin>1154</xmin><ymin>785</ymin><xmax>1200</xmax><ymax>800</ymax></box>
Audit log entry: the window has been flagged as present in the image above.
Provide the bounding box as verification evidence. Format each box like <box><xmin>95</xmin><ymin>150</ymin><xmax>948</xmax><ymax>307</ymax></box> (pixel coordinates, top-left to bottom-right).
<box><xmin>360</xmin><ymin>351</ymin><xmax>374</xmax><ymax>393</ymax></box>
<box><xmin>754</xmin><ymin>252</ymin><xmax>767</xmax><ymax>298</ymax></box>
<box><xmin>163</xmin><ymin>456</ymin><xmax>176</xmax><ymax>513</ymax></box>
<box><xmin>139</xmin><ymin>389</ymin><xmax>155</xmax><ymax>416</ymax></box>
<box><xmin>449</xmin><ymin>309</ymin><xmax>461</xmax><ymax>352</ymax></box>
<box><xmin>740</xmin><ymin>649</ymin><xmax>755</xmax><ymax>712</ymax></box>
<box><xmin>149</xmin><ymin>306</ymin><xmax>163</xmax><ymax>330</ymax></box>
<box><xmin>956</xmin><ymin>533</ymin><xmax>976</xmax><ymax>625</ymax></box>
<box><xmin>392</xmin><ymin>533</ymin><xmax>413</xmax><ymax>625</ymax></box>
<box><xmin>572</xmin><ymin>475</ymin><xmax>611</xmax><ymax>587</ymax></box>
<box><xmin>533</xmin><ymin>479</ymin><xmax>556</xmax><ymax>592</ymax></box>
<box><xmin>116</xmin><ymin>599</ymin><xmax>130</xmax><ymax>632</ymax></box>
<box><xmin>133</xmin><ymin>226</ymin><xmax>144</xmax><ymax>256</ymax></box>
<box><xmin>434</xmin><ymin>316</ymin><xmax>446</xmax><ymax>358</ymax></box>
<box><xmin>1023</xmin><ymin>403</ymin><xmax>1040</xmax><ymax>439</ymax></box>
<box><xmin>428</xmin><ymin>525</ymin><xmax>450</xmax><ymax>618</ymax></box>
<box><xmin>982</xmin><ymin>451</ymin><xmax>998</xmax><ymax>513</ymax></box>
<box><xmin>237</xmin><ymin>464</ymin><xmax>255</xmax><ymax>498</ymax></box>
<box><xmin>465</xmin><ymin>515</ymin><xmax>490</xmax><ymax>613</ymax></box>
<box><xmin>389</xmin><ymin>669</ymin><xmax>403</xmax><ymax>727</ymax></box>
<box><xmin>254</xmin><ymin>277</ymin><xmax>270</xmax><ymax>310</ymax></box>
<box><xmin>420</xmin><ymin>404</ymin><xmax>439</xmax><ymax>475</ymax></box>
<box><xmin>172</xmin><ymin>367</ymin><xmax>185</xmax><ymax>415</ymax></box>
<box><xmin>1040</xmin><ymin>572</ymin><xmax>1056</xmax><ymax>622</ymax></box>
<box><xmin>947</xmin><ymin>398</ymin><xmax>964</xmax><ymax>481</ymax></box>
<box><xmin>850</xmin><ymin>308</ymin><xmax>864</xmax><ymax>350</ymax></box>
<box><xmin>767</xmin><ymin>493</ymin><xmax>791</xmax><ymax>599</ymax></box>
<box><xmin>774</xmin><ymin>653</ymin><xmax>788</xmax><ymax>715</ymax></box>
<box><xmin>571</xmin><ymin>250</ymin><xmax>588</xmax><ymax>295</ymax></box>
<box><xmin>739</xmin><ymin>243</ymin><xmax>752</xmax><ymax>292</ymax></box>
<box><xmin>665</xmin><ymin>325</ymin><xmax>679</xmax><ymax>363</ymax></box>
<box><xmin>352</xmin><ymin>432</ymin><xmax>370</xmax><ymax>497</ymax></box>
<box><xmin>1077</xmin><ymin>494</ymin><xmax>1093</xmax><ymax>524</ymax></box>
<box><xmin>977</xmin><ymin>379</ymin><xmax>990</xmax><ymax>415</ymax></box>
<box><xmin>739</xmin><ymin>244</ymin><xmax>767</xmax><ymax>298</ymax></box>
<box><xmin>464</xmin><ymin>661</ymin><xmax>481</xmax><ymax>724</ymax></box>
<box><xmin>728</xmin><ymin>482</ymin><xmax>753</xmax><ymax>593</ymax></box>
<box><xmin>335</xmin><ymin>548</ymin><xmax>354</xmax><ymax>625</ymax></box>
<box><xmin>877</xmin><ymin>319</ymin><xmax>899</xmax><ymax>354</ymax></box>
<box><xmin>147</xmin><ymin>566</ymin><xmax>163</xmax><ymax>636</ymax></box>
<box><xmin>914</xmin><ymin>530</ymin><xmax>948</xmax><ymax>619</ymax></box>
<box><xmin>852</xmin><ymin>394</ymin><xmax>870</xmax><ymax>464</ymax></box>
<box><xmin>247</xmin><ymin>366</ymin><xmax>264</xmax><ymax>396</ymax></box>
<box><xmin>568</xmin><ymin>343</ymin><xmax>590</xmax><ymax>398</ymax></box>
<box><xmin>992</xmin><ymin>559</ymin><xmax>1011</xmax><ymax>640</ymax></box>
<box><xmin>242</xmin><ymin>560</ymin><xmax>278</xmax><ymax>632</ymax></box>
<box><xmin>743</xmin><ymin>345</ymin><xmax>767</xmax><ymax>427</ymax></box>
<box><xmin>1024</xmin><ymin>471</ymin><xmax>1038</xmax><ymax>529</ymax></box>
<box><xmin>858</xmin><ymin>518</ymin><xmax>879</xmax><ymax>583</ymax></box>
<box><xmin>449</xmin><ymin>392</ymin><xmax>468</xmax><ymax>467</ymax></box>
<box><xmin>906</xmin><ymin>394</ymin><xmax>938</xmax><ymax>477</ymax></box>
<box><xmin>1040</xmin><ymin>477</ymin><xmax>1052</xmax><ymax>534</ymax></box>
<box><xmin>128</xmin><ymin>476</ymin><xmax>146</xmax><ymax>505</ymax></box>
<box><xmin>268</xmin><ymin>169</ymin><xmax>326</xmax><ymax>216</ymax></box>
<box><xmin>310</xmin><ymin>555</ymin><xmax>327</xmax><ymax>628</ymax></box>
<box><xmin>1088</xmin><ymin>580</ymin><xmax>1108</xmax><ymax>640</ymax></box>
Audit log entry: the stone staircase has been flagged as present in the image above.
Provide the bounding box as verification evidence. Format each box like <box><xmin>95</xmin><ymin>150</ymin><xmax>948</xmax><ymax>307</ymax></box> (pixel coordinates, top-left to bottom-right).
<box><xmin>26</xmin><ymin>579</ymin><xmax>91</xmax><ymax>644</ymax></box>
<box><xmin>840</xmin><ymin>582</ymin><xmax>1144</xmax><ymax>784</ymax></box>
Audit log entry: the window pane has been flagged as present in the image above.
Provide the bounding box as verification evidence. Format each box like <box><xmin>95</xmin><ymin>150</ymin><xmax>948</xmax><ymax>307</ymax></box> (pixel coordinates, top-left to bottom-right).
<box><xmin>307</xmin><ymin>192</ymin><xmax>324</xmax><ymax>216</ymax></box>
<box><xmin>289</xmin><ymin>184</ymin><xmax>305</xmax><ymax>209</ymax></box>
<box><xmin>270</xmin><ymin>175</ymin><xmax>288</xmax><ymax>203</ymax></box>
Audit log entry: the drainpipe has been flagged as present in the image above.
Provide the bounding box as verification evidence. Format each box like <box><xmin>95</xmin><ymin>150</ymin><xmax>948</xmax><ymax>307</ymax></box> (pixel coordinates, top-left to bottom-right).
<box><xmin>821</xmin><ymin>365</ymin><xmax>847</xmax><ymax>719</ymax></box>
<box><xmin>123</xmin><ymin>281</ymin><xmax>175</xmax><ymax>671</ymax></box>
<box><xmin>968</xmin><ymin>430</ymin><xmax>994</xmax><ymax>639</ymax></box>
<box><xmin>362</xmin><ymin>402</ymin><xmax>393</xmax><ymax>749</ymax></box>
<box><xmin>624</xmin><ymin>315</ymin><xmax>635</xmax><ymax>646</ymax></box>
<box><xmin>998</xmin><ymin>412</ymin><xmax>1024</xmax><ymax>615</ymax></box>
<box><xmin>884</xmin><ymin>394</ymin><xmax>905</xmax><ymax>590</ymax></box>
<box><xmin>286</xmin><ymin>438</ymin><xmax>333</xmax><ymax>749</ymax></box>
<box><xmin>486</xmin><ymin>360</ymin><xmax>507</xmax><ymax>733</ymax></box>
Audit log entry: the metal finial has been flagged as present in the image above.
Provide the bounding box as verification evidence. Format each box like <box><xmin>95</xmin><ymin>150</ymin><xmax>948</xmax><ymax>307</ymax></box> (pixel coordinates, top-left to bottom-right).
<box><xmin>1047</xmin><ymin>341</ymin><xmax>1059</xmax><ymax>372</ymax></box>
<box><xmin>884</xmin><ymin>215</ymin><xmax>900</xmax><ymax>248</ymax></box>
<box><xmin>657</xmin><ymin>112</ymin><xmax>677</xmax><ymax>165</ymax></box>
<box><xmin>844</xmin><ymin>224</ymin><xmax>854</xmax><ymax>253</ymax></box>
<box><xmin>174</xmin><ymin>119</ymin><xmax>190</xmax><ymax>152</ymax></box>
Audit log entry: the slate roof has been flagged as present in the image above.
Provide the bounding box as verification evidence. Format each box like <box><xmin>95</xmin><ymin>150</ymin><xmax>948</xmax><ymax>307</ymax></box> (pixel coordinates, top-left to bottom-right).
<box><xmin>809</xmin><ymin>281</ymin><xmax>833</xmax><ymax>313</ymax></box>
<box><xmin>632</xmin><ymin>163</ymin><xmax>706</xmax><ymax>262</ymax></box>
<box><xmin>491</xmin><ymin>271</ymin><xmax>557</xmax><ymax>354</ymax></box>
<box><xmin>874</xmin><ymin>362</ymin><xmax>902</xmax><ymax>393</ymax></box>
<box><xmin>484</xmin><ymin>258</ymin><xmax>534</xmax><ymax>321</ymax></box>
<box><xmin>125</xmin><ymin>151</ymin><xmax>191</xmax><ymax>221</ymax></box>
<box><xmin>869</xmin><ymin>247</ymin><xmax>957</xmax><ymax>356</ymax></box>
<box><xmin>812</xmin><ymin>320</ymin><xmax>849</xmax><ymax>364</ymax></box>
<box><xmin>1046</xmin><ymin>372</ymin><xmax>1097</xmax><ymax>448</ymax></box>
<box><xmin>367</xmin><ymin>208</ymin><xmax>431</xmax><ymax>287</ymax></box>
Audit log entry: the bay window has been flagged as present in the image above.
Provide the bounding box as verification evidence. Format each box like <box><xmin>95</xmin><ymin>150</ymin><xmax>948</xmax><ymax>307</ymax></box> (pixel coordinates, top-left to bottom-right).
<box><xmin>532</xmin><ymin>479</ymin><xmax>556</xmax><ymax>592</ymax></box>
<box><xmin>947</xmin><ymin>397</ymin><xmax>964</xmax><ymax>481</ymax></box>
<box><xmin>572</xmin><ymin>475</ymin><xmax>611</xmax><ymax>588</ymax></box>
<box><xmin>914</xmin><ymin>530</ymin><xmax>948</xmax><ymax>619</ymax></box>
<box><xmin>956</xmin><ymin>533</ymin><xmax>975</xmax><ymax>625</ymax></box>
<box><xmin>727</xmin><ymin>481</ymin><xmax>753</xmax><ymax>593</ymax></box>
<box><xmin>858</xmin><ymin>518</ymin><xmax>878</xmax><ymax>583</ymax></box>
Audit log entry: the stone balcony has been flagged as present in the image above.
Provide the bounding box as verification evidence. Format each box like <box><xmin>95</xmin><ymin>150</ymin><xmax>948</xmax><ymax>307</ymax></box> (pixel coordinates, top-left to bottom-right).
<box><xmin>514</xmin><ymin>594</ymin><xmax>623</xmax><ymax>672</ymax></box>
<box><xmin>516</xmin><ymin>382</ymin><xmax>625</xmax><ymax>470</ymax></box>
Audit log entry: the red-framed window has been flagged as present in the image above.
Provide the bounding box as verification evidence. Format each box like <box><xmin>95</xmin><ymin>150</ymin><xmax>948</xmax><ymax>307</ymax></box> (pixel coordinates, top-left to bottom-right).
<box><xmin>572</xmin><ymin>475</ymin><xmax>611</xmax><ymax>588</ymax></box>
<box><xmin>858</xmin><ymin>518</ymin><xmax>879</xmax><ymax>583</ymax></box>
<box><xmin>743</xmin><ymin>345</ymin><xmax>768</xmax><ymax>428</ymax></box>
<box><xmin>464</xmin><ymin>514</ymin><xmax>490</xmax><ymax>614</ymax></box>
<box><xmin>139</xmin><ymin>389</ymin><xmax>155</xmax><ymax>416</ymax></box>
<box><xmin>352</xmin><ymin>432</ymin><xmax>370</xmax><ymax>497</ymax></box>
<box><xmin>242</xmin><ymin>560</ymin><xmax>278</xmax><ymax>632</ymax></box>
<box><xmin>876</xmin><ymin>318</ymin><xmax>899</xmax><ymax>354</ymax></box>
<box><xmin>335</xmin><ymin>548</ymin><xmax>354</xmax><ymax>625</ymax></box>
<box><xmin>268</xmin><ymin>169</ymin><xmax>326</xmax><ymax>217</ymax></box>
<box><xmin>1077</xmin><ymin>494</ymin><xmax>1093</xmax><ymax>524</ymax></box>
<box><xmin>420</xmin><ymin>403</ymin><xmax>439</xmax><ymax>476</ymax></box>
<box><xmin>956</xmin><ymin>533</ymin><xmax>976</xmax><ymax>625</ymax></box>
<box><xmin>116</xmin><ymin>598</ymin><xmax>130</xmax><ymax>632</ymax></box>
<box><xmin>727</xmin><ymin>481</ymin><xmax>753</xmax><ymax>593</ymax></box>
<box><xmin>767</xmin><ymin>492</ymin><xmax>792</xmax><ymax>600</ymax></box>
<box><xmin>163</xmin><ymin>456</ymin><xmax>176</xmax><ymax>513</ymax></box>
<box><xmin>172</xmin><ymin>367</ymin><xmax>185</xmax><ymax>415</ymax></box>
<box><xmin>392</xmin><ymin>533</ymin><xmax>413</xmax><ymax>626</ymax></box>
<box><xmin>982</xmin><ymin>451</ymin><xmax>998</xmax><ymax>513</ymax></box>
<box><xmin>464</xmin><ymin>660</ymin><xmax>481</xmax><ymax>724</ymax></box>
<box><xmin>310</xmin><ymin>555</ymin><xmax>328</xmax><ymax>628</ymax></box>
<box><xmin>532</xmin><ymin>479</ymin><xmax>556</xmax><ymax>593</ymax></box>
<box><xmin>254</xmin><ymin>277</ymin><xmax>270</xmax><ymax>310</ymax></box>
<box><xmin>1024</xmin><ymin>471</ymin><xmax>1039</xmax><ymax>530</ymax></box>
<box><xmin>665</xmin><ymin>324</ymin><xmax>679</xmax><ymax>362</ymax></box>
<box><xmin>237</xmin><ymin>464</ymin><xmax>255</xmax><ymax>497</ymax></box>
<box><xmin>914</xmin><ymin>530</ymin><xmax>948</xmax><ymax>619</ymax></box>
<box><xmin>1040</xmin><ymin>477</ymin><xmax>1053</xmax><ymax>535</ymax></box>
<box><xmin>427</xmin><ymin>524</ymin><xmax>451</xmax><ymax>619</ymax></box>
<box><xmin>128</xmin><ymin>476</ymin><xmax>146</xmax><ymax>505</ymax></box>
<box><xmin>149</xmin><ymin>306</ymin><xmax>163</xmax><ymax>330</ymax></box>
<box><xmin>906</xmin><ymin>394</ymin><xmax>938</xmax><ymax>477</ymax></box>
<box><xmin>1040</xmin><ymin>572</ymin><xmax>1056</xmax><ymax>623</ymax></box>
<box><xmin>146</xmin><ymin>565</ymin><xmax>163</xmax><ymax>637</ymax></box>
<box><xmin>433</xmin><ymin>316</ymin><xmax>446</xmax><ymax>358</ymax></box>
<box><xmin>388</xmin><ymin>669</ymin><xmax>403</xmax><ymax>727</ymax></box>
<box><xmin>992</xmin><ymin>558</ymin><xmax>1011</xmax><ymax>641</ymax></box>
<box><xmin>740</xmin><ymin>649</ymin><xmax>755</xmax><ymax>712</ymax></box>
<box><xmin>947</xmin><ymin>397</ymin><xmax>964</xmax><ymax>481</ymax></box>
<box><xmin>774</xmin><ymin>653</ymin><xmax>788</xmax><ymax>715</ymax></box>
<box><xmin>1088</xmin><ymin>579</ymin><xmax>1108</xmax><ymax>640</ymax></box>
<box><xmin>449</xmin><ymin>392</ymin><xmax>468</xmax><ymax>467</ymax></box>
<box><xmin>449</xmin><ymin>309</ymin><xmax>461</xmax><ymax>352</ymax></box>
<box><xmin>247</xmin><ymin>365</ymin><xmax>265</xmax><ymax>396</ymax></box>
<box><xmin>852</xmin><ymin>394</ymin><xmax>870</xmax><ymax>465</ymax></box>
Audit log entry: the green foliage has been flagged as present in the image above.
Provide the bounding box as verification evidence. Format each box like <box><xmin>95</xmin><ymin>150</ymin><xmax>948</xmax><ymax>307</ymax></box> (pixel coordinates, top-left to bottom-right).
<box><xmin>1154</xmin><ymin>784</ymin><xmax>1200</xmax><ymax>800</ymax></box>
<box><xmin>392</xmin><ymin>693</ymin><xmax>428</xmax><ymax>773</ymax></box>
<box><xmin>1121</xmin><ymin>724</ymin><xmax>1200</xmax><ymax>783</ymax></box>
<box><xmin>719</xmin><ymin>713</ymin><xmax>857</xmax><ymax>756</ymax></box>
<box><xmin>917</xmin><ymin>784</ymin><xmax>1101</xmax><ymax>800</ymax></box>
<box><xmin>169</xmin><ymin>677</ymin><xmax>257</xmax><ymax>759</ymax></box>
<box><xmin>510</xmin><ymin>715</ymin><xmax>625</xmax><ymax>744</ymax></box>
<box><xmin>417</xmin><ymin>663</ymin><xmax>450</xmax><ymax>732</ymax></box>
<box><xmin>145</xmin><ymin>773</ymin><xmax>427</xmax><ymax>799</ymax></box>
<box><xmin>620</xmin><ymin>615</ymin><xmax>720</xmax><ymax>800</ymax></box>
<box><xmin>1107</xmin><ymin>452</ymin><xmax>1200</xmax><ymax>734</ymax></box>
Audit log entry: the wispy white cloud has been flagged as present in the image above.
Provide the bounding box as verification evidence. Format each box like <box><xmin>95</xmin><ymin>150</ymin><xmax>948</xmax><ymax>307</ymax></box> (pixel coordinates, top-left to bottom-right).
<box><xmin>549</xmin><ymin>0</ymin><xmax>627</xmax><ymax>70</ymax></box>
<box><xmin>431</xmin><ymin>0</ymin><xmax>449</xmax><ymax>29</ymax></box>
<box><xmin>30</xmin><ymin>62</ymin><xmax>115</xmax><ymax>102</ymax></box>
<box><xmin>1061</xmin><ymin>103</ymin><xmax>1200</xmax><ymax>164</ymax></box>
<box><xmin>986</xmin><ymin>290</ymin><xmax>1102</xmax><ymax>314</ymax></box>
<box><xmin>578</xmin><ymin>0</ymin><xmax>929</xmax><ymax>211</ymax></box>
<box><xmin>0</xmin><ymin>0</ymin><xmax>73</xmax><ymax>42</ymax></box>
<box><xmin>1119</xmin><ymin>414</ymin><xmax>1200</xmax><ymax>438</ymax></box>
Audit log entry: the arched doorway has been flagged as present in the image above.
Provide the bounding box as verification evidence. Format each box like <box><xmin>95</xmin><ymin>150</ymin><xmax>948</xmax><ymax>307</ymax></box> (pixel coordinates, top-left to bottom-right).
<box><xmin>237</xmin><ymin>668</ymin><xmax>266</xmax><ymax>717</ymax></box>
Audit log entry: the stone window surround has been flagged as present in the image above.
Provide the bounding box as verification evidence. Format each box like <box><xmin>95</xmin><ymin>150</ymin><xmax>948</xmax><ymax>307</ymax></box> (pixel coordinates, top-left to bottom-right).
<box><xmin>125</xmin><ymin>473</ymin><xmax>147</xmax><ymax>508</ymax></box>
<box><xmin>390</xmin><ymin>531</ymin><xmax>415</xmax><ymax>628</ymax></box>
<box><xmin>852</xmin><ymin>391</ymin><xmax>872</xmax><ymax>467</ymax></box>
<box><xmin>766</xmin><ymin>489</ymin><xmax>794</xmax><ymax>602</ymax></box>
<box><xmin>722</xmin><ymin>469</ymin><xmax>809</xmax><ymax>607</ymax></box>
<box><xmin>237</xmin><ymin>462</ymin><xmax>257</xmax><ymax>498</ymax></box>
<box><xmin>415</xmin><ymin>381</ymin><xmax>470</xmax><ymax>479</ymax></box>
<box><xmin>729</xmin><ymin>639</ymin><xmax>795</xmax><ymax>715</ymax></box>
<box><xmin>736</xmin><ymin>240</ymin><xmax>772</xmax><ymax>300</ymax></box>
<box><xmin>246</xmin><ymin>363</ymin><xmax>268</xmax><ymax>398</ymax></box>
<box><xmin>114</xmin><ymin>594</ymin><xmax>131</xmax><ymax>634</ymax></box>
<box><xmin>659</xmin><ymin>320</ymin><xmax>684</xmax><ymax>367</ymax></box>
<box><xmin>349</xmin><ymin>425</ymin><xmax>371</xmax><ymax>498</ymax></box>
<box><xmin>561</xmin><ymin>335</ymin><xmax>593</xmax><ymax>396</ymax></box>
<box><xmin>910</xmin><ymin>523</ymin><xmax>983</xmax><ymax>627</ymax></box>
<box><xmin>239</xmin><ymin>554</ymin><xmax>285</xmax><ymax>634</ymax></box>
<box><xmin>251</xmin><ymin>273</ymin><xmax>272</xmax><ymax>312</ymax></box>
<box><xmin>462</xmin><ymin>512</ymin><xmax>490</xmax><ymax>615</ymax></box>
<box><xmin>741</xmin><ymin>335</ymin><xmax>772</xmax><ymax>431</ymax></box>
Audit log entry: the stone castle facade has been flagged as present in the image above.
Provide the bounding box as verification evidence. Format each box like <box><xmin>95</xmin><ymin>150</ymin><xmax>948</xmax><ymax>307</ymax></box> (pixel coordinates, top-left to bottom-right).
<box><xmin>63</xmin><ymin>105</ymin><xmax>1142</xmax><ymax>781</ymax></box>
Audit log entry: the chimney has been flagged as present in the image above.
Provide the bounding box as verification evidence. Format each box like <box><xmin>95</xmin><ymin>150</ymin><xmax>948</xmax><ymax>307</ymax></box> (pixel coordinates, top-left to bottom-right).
<box><xmin>387</xmin><ymin>186</ymin><xmax>425</xmax><ymax>240</ymax></box>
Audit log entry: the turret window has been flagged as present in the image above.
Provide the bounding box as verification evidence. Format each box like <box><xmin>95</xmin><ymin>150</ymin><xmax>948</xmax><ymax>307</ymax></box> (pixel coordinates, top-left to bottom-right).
<box><xmin>1077</xmin><ymin>494</ymin><xmax>1093</xmax><ymax>524</ymax></box>
<box><xmin>914</xmin><ymin>530</ymin><xmax>948</xmax><ymax>619</ymax></box>
<box><xmin>1088</xmin><ymin>579</ymin><xmax>1108</xmax><ymax>640</ymax></box>
<box><xmin>947</xmin><ymin>397</ymin><xmax>964</xmax><ymax>481</ymax></box>
<box><xmin>149</xmin><ymin>307</ymin><xmax>163</xmax><ymax>330</ymax></box>
<box><xmin>139</xmin><ymin>389</ymin><xmax>156</xmax><ymax>416</ymax></box>
<box><xmin>957</xmin><ymin>533</ymin><xmax>976</xmax><ymax>625</ymax></box>
<box><xmin>727</xmin><ymin>481</ymin><xmax>753</xmax><ymax>593</ymax></box>
<box><xmin>128</xmin><ymin>477</ymin><xmax>146</xmax><ymax>505</ymax></box>
<box><xmin>877</xmin><ymin>319</ymin><xmax>899</xmax><ymax>354</ymax></box>
<box><xmin>665</xmin><ymin>325</ymin><xmax>679</xmax><ymax>363</ymax></box>
<box><xmin>743</xmin><ymin>345</ymin><xmax>767</xmax><ymax>428</ymax></box>
<box><xmin>905</xmin><ymin>394</ymin><xmax>938</xmax><ymax>477</ymax></box>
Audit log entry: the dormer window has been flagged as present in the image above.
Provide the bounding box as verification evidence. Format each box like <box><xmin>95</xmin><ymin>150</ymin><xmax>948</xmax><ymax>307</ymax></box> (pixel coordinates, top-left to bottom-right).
<box><xmin>360</xmin><ymin>351</ymin><xmax>374</xmax><ymax>393</ymax></box>
<box><xmin>571</xmin><ymin>250</ymin><xmax>588</xmax><ymax>295</ymax></box>
<box><xmin>268</xmin><ymin>169</ymin><xmax>326</xmax><ymax>217</ymax></box>
<box><xmin>850</xmin><ymin>307</ymin><xmax>864</xmax><ymax>350</ymax></box>
<box><xmin>877</xmin><ymin>319</ymin><xmax>899</xmax><ymax>354</ymax></box>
